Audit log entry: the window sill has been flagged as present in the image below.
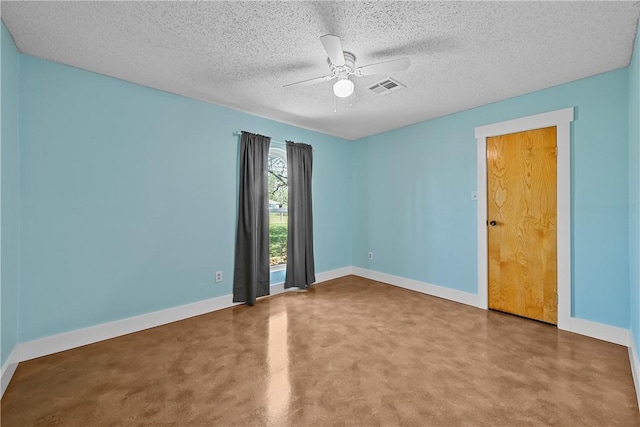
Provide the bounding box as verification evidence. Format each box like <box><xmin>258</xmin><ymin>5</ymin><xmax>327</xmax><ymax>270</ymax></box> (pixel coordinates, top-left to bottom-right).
<box><xmin>270</xmin><ymin>264</ymin><xmax>286</xmax><ymax>287</ymax></box>
<box><xmin>270</xmin><ymin>264</ymin><xmax>286</xmax><ymax>272</ymax></box>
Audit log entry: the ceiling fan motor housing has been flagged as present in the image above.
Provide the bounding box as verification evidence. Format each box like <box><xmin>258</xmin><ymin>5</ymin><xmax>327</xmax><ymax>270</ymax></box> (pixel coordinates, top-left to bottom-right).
<box><xmin>329</xmin><ymin>51</ymin><xmax>356</xmax><ymax>77</ymax></box>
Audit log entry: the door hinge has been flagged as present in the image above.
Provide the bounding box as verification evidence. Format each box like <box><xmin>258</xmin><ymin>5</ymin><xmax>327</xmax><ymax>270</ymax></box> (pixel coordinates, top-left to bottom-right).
<box><xmin>557</xmin><ymin>294</ymin><xmax>559</xmax><ymax>305</ymax></box>
<box><xmin>555</xmin><ymin>146</ymin><xmax>558</xmax><ymax>157</ymax></box>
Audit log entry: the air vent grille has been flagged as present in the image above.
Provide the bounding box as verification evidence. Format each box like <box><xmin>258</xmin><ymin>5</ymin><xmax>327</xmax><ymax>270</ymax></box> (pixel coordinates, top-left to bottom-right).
<box><xmin>368</xmin><ymin>78</ymin><xmax>405</xmax><ymax>95</ymax></box>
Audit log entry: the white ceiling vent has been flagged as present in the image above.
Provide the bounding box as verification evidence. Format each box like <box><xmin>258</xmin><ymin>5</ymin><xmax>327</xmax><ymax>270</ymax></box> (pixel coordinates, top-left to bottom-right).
<box><xmin>368</xmin><ymin>78</ymin><xmax>405</xmax><ymax>95</ymax></box>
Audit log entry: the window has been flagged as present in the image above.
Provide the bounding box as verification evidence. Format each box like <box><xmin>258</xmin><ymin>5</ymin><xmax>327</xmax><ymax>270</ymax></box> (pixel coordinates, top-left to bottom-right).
<box><xmin>268</xmin><ymin>146</ymin><xmax>287</xmax><ymax>268</ymax></box>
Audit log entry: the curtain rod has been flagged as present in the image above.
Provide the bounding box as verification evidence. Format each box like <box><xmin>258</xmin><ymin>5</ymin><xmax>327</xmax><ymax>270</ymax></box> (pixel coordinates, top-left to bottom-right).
<box><xmin>233</xmin><ymin>131</ymin><xmax>314</xmax><ymax>151</ymax></box>
<box><xmin>233</xmin><ymin>131</ymin><xmax>286</xmax><ymax>146</ymax></box>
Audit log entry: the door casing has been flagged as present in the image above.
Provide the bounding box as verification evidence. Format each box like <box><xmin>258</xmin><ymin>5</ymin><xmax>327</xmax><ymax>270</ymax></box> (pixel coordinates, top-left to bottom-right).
<box><xmin>475</xmin><ymin>108</ymin><xmax>574</xmax><ymax>331</ymax></box>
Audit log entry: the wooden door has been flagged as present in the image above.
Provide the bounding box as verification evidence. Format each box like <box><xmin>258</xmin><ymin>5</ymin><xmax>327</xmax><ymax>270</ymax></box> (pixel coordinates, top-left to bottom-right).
<box><xmin>487</xmin><ymin>126</ymin><xmax>557</xmax><ymax>324</ymax></box>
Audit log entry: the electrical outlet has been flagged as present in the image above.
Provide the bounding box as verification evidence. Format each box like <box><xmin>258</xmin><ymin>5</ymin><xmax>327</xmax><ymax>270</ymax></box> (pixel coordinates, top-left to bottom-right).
<box><xmin>368</xmin><ymin>251</ymin><xmax>374</xmax><ymax>260</ymax></box>
<box><xmin>215</xmin><ymin>271</ymin><xmax>223</xmax><ymax>283</ymax></box>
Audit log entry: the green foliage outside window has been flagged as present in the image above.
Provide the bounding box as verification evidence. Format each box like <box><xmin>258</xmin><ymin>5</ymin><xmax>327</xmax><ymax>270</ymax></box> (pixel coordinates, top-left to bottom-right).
<box><xmin>268</xmin><ymin>149</ymin><xmax>287</xmax><ymax>266</ymax></box>
<box><xmin>269</xmin><ymin>219</ymin><xmax>287</xmax><ymax>265</ymax></box>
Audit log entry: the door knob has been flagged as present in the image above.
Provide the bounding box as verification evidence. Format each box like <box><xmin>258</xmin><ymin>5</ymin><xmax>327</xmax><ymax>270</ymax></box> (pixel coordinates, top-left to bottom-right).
<box><xmin>489</xmin><ymin>220</ymin><xmax>497</xmax><ymax>226</ymax></box>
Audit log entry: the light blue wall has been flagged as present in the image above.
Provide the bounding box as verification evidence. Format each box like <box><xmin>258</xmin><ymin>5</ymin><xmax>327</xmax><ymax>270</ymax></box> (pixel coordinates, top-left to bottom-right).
<box><xmin>352</xmin><ymin>69</ymin><xmax>630</xmax><ymax>328</ymax></box>
<box><xmin>1</xmin><ymin>23</ymin><xmax>21</xmax><ymax>365</ymax></box>
<box><xmin>4</xmin><ymin>27</ymin><xmax>638</xmax><ymax>344</ymax></box>
<box><xmin>18</xmin><ymin>54</ymin><xmax>352</xmax><ymax>342</ymax></box>
<box><xmin>629</xmin><ymin>23</ymin><xmax>640</xmax><ymax>353</ymax></box>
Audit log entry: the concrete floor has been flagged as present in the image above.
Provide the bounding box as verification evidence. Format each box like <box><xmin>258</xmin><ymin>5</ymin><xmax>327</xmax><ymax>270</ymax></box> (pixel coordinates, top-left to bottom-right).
<box><xmin>2</xmin><ymin>275</ymin><xmax>639</xmax><ymax>426</ymax></box>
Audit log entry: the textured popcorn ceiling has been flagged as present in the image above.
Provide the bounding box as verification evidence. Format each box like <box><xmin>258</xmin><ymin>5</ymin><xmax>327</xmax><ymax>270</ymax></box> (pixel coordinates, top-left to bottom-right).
<box><xmin>3</xmin><ymin>1</ymin><xmax>640</xmax><ymax>140</ymax></box>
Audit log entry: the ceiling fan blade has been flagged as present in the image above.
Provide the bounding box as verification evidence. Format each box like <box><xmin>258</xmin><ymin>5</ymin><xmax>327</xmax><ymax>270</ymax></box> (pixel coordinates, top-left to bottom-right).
<box><xmin>283</xmin><ymin>75</ymin><xmax>334</xmax><ymax>88</ymax></box>
<box><xmin>354</xmin><ymin>57</ymin><xmax>411</xmax><ymax>77</ymax></box>
<box><xmin>320</xmin><ymin>34</ymin><xmax>345</xmax><ymax>66</ymax></box>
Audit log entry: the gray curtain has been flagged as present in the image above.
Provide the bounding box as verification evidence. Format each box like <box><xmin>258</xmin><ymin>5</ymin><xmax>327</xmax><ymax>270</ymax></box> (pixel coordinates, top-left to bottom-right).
<box><xmin>233</xmin><ymin>132</ymin><xmax>271</xmax><ymax>305</ymax></box>
<box><xmin>285</xmin><ymin>141</ymin><xmax>316</xmax><ymax>289</ymax></box>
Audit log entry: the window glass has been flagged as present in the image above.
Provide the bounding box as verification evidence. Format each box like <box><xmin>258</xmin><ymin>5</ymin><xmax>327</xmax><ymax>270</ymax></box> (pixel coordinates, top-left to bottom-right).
<box><xmin>268</xmin><ymin>147</ymin><xmax>287</xmax><ymax>267</ymax></box>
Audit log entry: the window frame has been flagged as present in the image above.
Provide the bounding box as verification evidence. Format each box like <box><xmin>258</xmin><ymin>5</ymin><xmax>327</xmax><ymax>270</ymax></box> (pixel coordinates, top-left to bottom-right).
<box><xmin>267</xmin><ymin>145</ymin><xmax>288</xmax><ymax>271</ymax></box>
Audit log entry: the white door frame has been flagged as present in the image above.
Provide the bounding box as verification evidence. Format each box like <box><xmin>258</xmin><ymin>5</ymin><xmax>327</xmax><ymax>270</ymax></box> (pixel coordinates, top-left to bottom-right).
<box><xmin>474</xmin><ymin>107</ymin><xmax>574</xmax><ymax>331</ymax></box>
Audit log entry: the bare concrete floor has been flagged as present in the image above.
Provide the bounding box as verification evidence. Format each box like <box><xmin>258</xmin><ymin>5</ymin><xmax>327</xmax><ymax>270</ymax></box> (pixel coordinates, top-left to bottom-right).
<box><xmin>2</xmin><ymin>275</ymin><xmax>639</xmax><ymax>426</ymax></box>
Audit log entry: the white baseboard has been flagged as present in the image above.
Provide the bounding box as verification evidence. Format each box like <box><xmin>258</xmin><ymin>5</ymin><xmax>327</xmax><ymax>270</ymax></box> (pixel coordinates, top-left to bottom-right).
<box><xmin>16</xmin><ymin>266</ymin><xmax>353</xmax><ymax>365</ymax></box>
<box><xmin>315</xmin><ymin>266</ymin><xmax>353</xmax><ymax>283</ymax></box>
<box><xmin>569</xmin><ymin>317</ymin><xmax>630</xmax><ymax>346</ymax></box>
<box><xmin>629</xmin><ymin>331</ymin><xmax>640</xmax><ymax>409</ymax></box>
<box><xmin>1</xmin><ymin>346</ymin><xmax>20</xmax><ymax>399</ymax></box>
<box><xmin>18</xmin><ymin>293</ymin><xmax>241</xmax><ymax>363</ymax></box>
<box><xmin>271</xmin><ymin>266</ymin><xmax>353</xmax><ymax>289</ymax></box>
<box><xmin>351</xmin><ymin>267</ymin><xmax>483</xmax><ymax>308</ymax></box>
<box><xmin>4</xmin><ymin>264</ymin><xmax>636</xmax><ymax>404</ymax></box>
<box><xmin>351</xmin><ymin>267</ymin><xmax>632</xmax><ymax>348</ymax></box>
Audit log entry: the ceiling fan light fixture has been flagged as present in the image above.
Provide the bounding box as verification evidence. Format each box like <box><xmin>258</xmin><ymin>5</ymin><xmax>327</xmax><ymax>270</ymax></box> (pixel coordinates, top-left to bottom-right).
<box><xmin>333</xmin><ymin>77</ymin><xmax>354</xmax><ymax>98</ymax></box>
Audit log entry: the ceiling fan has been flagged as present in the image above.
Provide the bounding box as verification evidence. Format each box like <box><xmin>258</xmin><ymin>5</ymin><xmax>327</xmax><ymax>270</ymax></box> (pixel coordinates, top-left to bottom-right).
<box><xmin>284</xmin><ymin>34</ymin><xmax>411</xmax><ymax>98</ymax></box>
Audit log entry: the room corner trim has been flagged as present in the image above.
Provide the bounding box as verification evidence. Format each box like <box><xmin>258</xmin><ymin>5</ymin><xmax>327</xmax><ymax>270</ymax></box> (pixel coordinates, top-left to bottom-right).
<box><xmin>628</xmin><ymin>332</ymin><xmax>640</xmax><ymax>410</ymax></box>
<box><xmin>569</xmin><ymin>317</ymin><xmax>630</xmax><ymax>346</ymax></box>
<box><xmin>1</xmin><ymin>346</ymin><xmax>20</xmax><ymax>399</ymax></box>
<box><xmin>351</xmin><ymin>267</ymin><xmax>483</xmax><ymax>308</ymax></box>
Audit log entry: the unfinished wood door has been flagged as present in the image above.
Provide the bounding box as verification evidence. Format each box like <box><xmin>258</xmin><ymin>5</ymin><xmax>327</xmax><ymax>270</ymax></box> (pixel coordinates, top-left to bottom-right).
<box><xmin>487</xmin><ymin>126</ymin><xmax>557</xmax><ymax>324</ymax></box>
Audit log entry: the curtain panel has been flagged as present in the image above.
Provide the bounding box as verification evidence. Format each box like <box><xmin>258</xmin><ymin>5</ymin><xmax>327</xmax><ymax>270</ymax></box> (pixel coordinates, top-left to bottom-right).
<box><xmin>285</xmin><ymin>141</ymin><xmax>316</xmax><ymax>289</ymax></box>
<box><xmin>233</xmin><ymin>132</ymin><xmax>271</xmax><ymax>305</ymax></box>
